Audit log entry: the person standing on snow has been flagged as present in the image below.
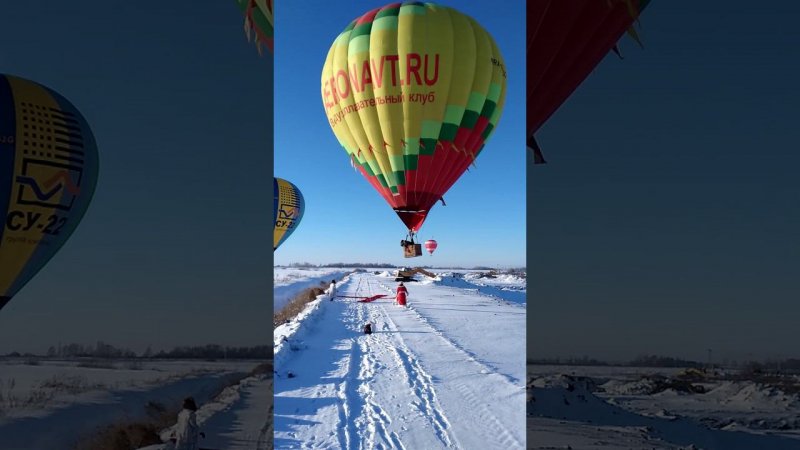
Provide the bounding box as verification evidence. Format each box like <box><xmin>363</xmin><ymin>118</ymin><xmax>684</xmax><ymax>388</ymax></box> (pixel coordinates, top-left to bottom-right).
<box><xmin>173</xmin><ymin>397</ymin><xmax>205</xmax><ymax>450</ymax></box>
<box><xmin>328</xmin><ymin>279</ymin><xmax>337</xmax><ymax>301</ymax></box>
<box><xmin>396</xmin><ymin>282</ymin><xmax>408</xmax><ymax>306</ymax></box>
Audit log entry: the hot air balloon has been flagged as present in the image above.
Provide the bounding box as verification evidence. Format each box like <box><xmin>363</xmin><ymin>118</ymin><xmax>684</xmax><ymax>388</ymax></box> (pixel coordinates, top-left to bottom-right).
<box><xmin>321</xmin><ymin>3</ymin><xmax>506</xmax><ymax>256</ymax></box>
<box><xmin>424</xmin><ymin>239</ymin><xmax>437</xmax><ymax>255</ymax></box>
<box><xmin>234</xmin><ymin>0</ymin><xmax>273</xmax><ymax>54</ymax></box>
<box><xmin>0</xmin><ymin>74</ymin><xmax>99</xmax><ymax>312</ymax></box>
<box><xmin>273</xmin><ymin>177</ymin><xmax>304</xmax><ymax>250</ymax></box>
<box><xmin>527</xmin><ymin>0</ymin><xmax>651</xmax><ymax>164</ymax></box>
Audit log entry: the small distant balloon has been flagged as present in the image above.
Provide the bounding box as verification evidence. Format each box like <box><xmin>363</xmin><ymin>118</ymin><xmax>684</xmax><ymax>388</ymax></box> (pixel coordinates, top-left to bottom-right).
<box><xmin>235</xmin><ymin>0</ymin><xmax>274</xmax><ymax>55</ymax></box>
<box><xmin>424</xmin><ymin>239</ymin><xmax>438</xmax><ymax>255</ymax></box>
<box><xmin>273</xmin><ymin>178</ymin><xmax>304</xmax><ymax>250</ymax></box>
<box><xmin>0</xmin><ymin>74</ymin><xmax>99</xmax><ymax>311</ymax></box>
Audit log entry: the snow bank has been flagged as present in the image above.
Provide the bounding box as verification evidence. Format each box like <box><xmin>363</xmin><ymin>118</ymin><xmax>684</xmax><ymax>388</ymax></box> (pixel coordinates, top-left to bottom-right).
<box><xmin>273</xmin><ymin>273</ymin><xmax>355</xmax><ymax>369</ymax></box>
<box><xmin>463</xmin><ymin>271</ymin><xmax>526</xmax><ymax>287</ymax></box>
<box><xmin>710</xmin><ymin>381</ymin><xmax>799</xmax><ymax>409</ymax></box>
<box><xmin>154</xmin><ymin>374</ymin><xmax>268</xmax><ymax>444</ymax></box>
<box><xmin>273</xmin><ymin>268</ymin><xmax>351</xmax><ymax>311</ymax></box>
<box><xmin>436</xmin><ymin>272</ymin><xmax>526</xmax><ymax>305</ymax></box>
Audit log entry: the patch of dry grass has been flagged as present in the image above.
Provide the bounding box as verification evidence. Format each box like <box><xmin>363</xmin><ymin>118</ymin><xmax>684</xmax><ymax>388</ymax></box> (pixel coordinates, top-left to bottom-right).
<box><xmin>250</xmin><ymin>359</ymin><xmax>274</xmax><ymax>376</ymax></box>
<box><xmin>273</xmin><ymin>282</ymin><xmax>327</xmax><ymax>326</ymax></box>
<box><xmin>73</xmin><ymin>402</ymin><xmax>177</xmax><ymax>450</ymax></box>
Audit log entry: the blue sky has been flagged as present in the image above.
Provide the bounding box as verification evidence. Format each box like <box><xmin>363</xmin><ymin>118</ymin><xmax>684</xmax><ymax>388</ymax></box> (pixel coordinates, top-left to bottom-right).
<box><xmin>0</xmin><ymin>2</ymin><xmax>272</xmax><ymax>353</ymax></box>
<box><xmin>530</xmin><ymin>1</ymin><xmax>800</xmax><ymax>362</ymax></box>
<box><xmin>273</xmin><ymin>1</ymin><xmax>526</xmax><ymax>268</ymax></box>
<box><xmin>2</xmin><ymin>1</ymin><xmax>794</xmax><ymax>362</ymax></box>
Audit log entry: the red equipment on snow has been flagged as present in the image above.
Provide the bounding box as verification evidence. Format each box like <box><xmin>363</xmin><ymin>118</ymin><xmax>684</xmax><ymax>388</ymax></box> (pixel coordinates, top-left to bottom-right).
<box><xmin>334</xmin><ymin>278</ymin><xmax>393</xmax><ymax>303</ymax></box>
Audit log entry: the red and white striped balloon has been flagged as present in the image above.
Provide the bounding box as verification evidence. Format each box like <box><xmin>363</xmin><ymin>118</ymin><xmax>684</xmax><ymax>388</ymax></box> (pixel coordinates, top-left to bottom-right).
<box><xmin>424</xmin><ymin>239</ymin><xmax>438</xmax><ymax>255</ymax></box>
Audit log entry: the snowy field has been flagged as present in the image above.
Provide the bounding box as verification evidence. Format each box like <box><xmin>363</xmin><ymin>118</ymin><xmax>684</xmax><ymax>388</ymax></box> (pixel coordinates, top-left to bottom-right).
<box><xmin>439</xmin><ymin>270</ymin><xmax>526</xmax><ymax>305</ymax></box>
<box><xmin>274</xmin><ymin>269</ymin><xmax>527</xmax><ymax>449</ymax></box>
<box><xmin>0</xmin><ymin>358</ymin><xmax>267</xmax><ymax>449</ymax></box>
<box><xmin>528</xmin><ymin>364</ymin><xmax>800</xmax><ymax>449</ymax></box>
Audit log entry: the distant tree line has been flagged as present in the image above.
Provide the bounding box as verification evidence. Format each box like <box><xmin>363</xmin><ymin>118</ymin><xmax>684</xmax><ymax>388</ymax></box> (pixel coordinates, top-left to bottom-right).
<box><xmin>528</xmin><ymin>356</ymin><xmax>611</xmax><ymax>366</ymax></box>
<box><xmin>277</xmin><ymin>262</ymin><xmax>526</xmax><ymax>271</ymax></box>
<box><xmin>3</xmin><ymin>341</ymin><xmax>269</xmax><ymax>360</ymax></box>
<box><xmin>740</xmin><ymin>359</ymin><xmax>800</xmax><ymax>374</ymax></box>
<box><xmin>628</xmin><ymin>355</ymin><xmax>704</xmax><ymax>368</ymax></box>
<box><xmin>152</xmin><ymin>344</ymin><xmax>269</xmax><ymax>359</ymax></box>
<box><xmin>287</xmin><ymin>262</ymin><xmax>399</xmax><ymax>268</ymax></box>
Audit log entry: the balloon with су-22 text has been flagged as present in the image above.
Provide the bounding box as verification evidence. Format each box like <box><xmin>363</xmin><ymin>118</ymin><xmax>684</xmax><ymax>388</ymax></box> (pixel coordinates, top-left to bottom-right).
<box><xmin>0</xmin><ymin>74</ymin><xmax>99</xmax><ymax>312</ymax></box>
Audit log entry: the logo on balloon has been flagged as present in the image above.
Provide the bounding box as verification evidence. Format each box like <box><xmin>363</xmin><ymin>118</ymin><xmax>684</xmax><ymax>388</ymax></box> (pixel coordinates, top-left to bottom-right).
<box><xmin>279</xmin><ymin>204</ymin><xmax>300</xmax><ymax>221</ymax></box>
<box><xmin>15</xmin><ymin>159</ymin><xmax>83</xmax><ymax>211</ymax></box>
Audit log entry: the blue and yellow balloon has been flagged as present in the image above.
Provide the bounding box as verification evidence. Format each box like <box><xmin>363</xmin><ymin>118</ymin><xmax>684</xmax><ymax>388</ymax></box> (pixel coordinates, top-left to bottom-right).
<box><xmin>273</xmin><ymin>178</ymin><xmax>304</xmax><ymax>250</ymax></box>
<box><xmin>0</xmin><ymin>74</ymin><xmax>99</xmax><ymax>311</ymax></box>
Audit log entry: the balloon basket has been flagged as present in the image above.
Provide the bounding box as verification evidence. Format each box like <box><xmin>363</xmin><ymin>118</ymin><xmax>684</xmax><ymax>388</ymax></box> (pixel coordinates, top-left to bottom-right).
<box><xmin>403</xmin><ymin>244</ymin><xmax>422</xmax><ymax>258</ymax></box>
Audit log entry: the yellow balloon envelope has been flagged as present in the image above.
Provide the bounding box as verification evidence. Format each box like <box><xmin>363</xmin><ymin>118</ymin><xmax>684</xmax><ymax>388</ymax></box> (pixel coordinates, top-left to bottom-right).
<box><xmin>273</xmin><ymin>177</ymin><xmax>304</xmax><ymax>250</ymax></box>
<box><xmin>320</xmin><ymin>2</ymin><xmax>507</xmax><ymax>233</ymax></box>
<box><xmin>0</xmin><ymin>74</ymin><xmax>99</xmax><ymax>311</ymax></box>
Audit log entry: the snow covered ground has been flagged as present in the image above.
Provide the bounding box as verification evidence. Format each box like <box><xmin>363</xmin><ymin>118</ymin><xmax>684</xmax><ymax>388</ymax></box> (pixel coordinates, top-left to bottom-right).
<box><xmin>528</xmin><ymin>365</ymin><xmax>800</xmax><ymax>449</ymax></box>
<box><xmin>0</xmin><ymin>359</ymin><xmax>260</xmax><ymax>449</ymax></box>
<box><xmin>439</xmin><ymin>270</ymin><xmax>526</xmax><ymax>305</ymax></box>
<box><xmin>141</xmin><ymin>371</ymin><xmax>273</xmax><ymax>450</ymax></box>
<box><xmin>274</xmin><ymin>270</ymin><xmax>527</xmax><ymax>449</ymax></box>
<box><xmin>274</xmin><ymin>267</ymin><xmax>353</xmax><ymax>311</ymax></box>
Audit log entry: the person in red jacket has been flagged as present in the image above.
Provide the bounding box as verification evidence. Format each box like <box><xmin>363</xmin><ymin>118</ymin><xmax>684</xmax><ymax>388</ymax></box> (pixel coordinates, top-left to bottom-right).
<box><xmin>396</xmin><ymin>282</ymin><xmax>408</xmax><ymax>306</ymax></box>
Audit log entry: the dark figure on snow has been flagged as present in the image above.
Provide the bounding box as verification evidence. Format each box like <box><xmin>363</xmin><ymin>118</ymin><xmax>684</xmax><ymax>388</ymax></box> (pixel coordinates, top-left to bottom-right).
<box><xmin>329</xmin><ymin>279</ymin><xmax>337</xmax><ymax>300</ymax></box>
<box><xmin>173</xmin><ymin>397</ymin><xmax>205</xmax><ymax>450</ymax></box>
<box><xmin>363</xmin><ymin>323</ymin><xmax>372</xmax><ymax>335</ymax></box>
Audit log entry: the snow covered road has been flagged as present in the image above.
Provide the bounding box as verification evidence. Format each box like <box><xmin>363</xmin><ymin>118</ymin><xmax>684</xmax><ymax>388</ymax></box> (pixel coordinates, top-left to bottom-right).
<box><xmin>274</xmin><ymin>272</ymin><xmax>526</xmax><ymax>449</ymax></box>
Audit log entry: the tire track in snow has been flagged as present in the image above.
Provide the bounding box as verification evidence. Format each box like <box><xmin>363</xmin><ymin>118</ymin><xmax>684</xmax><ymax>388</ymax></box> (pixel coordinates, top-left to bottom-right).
<box><xmin>375</xmin><ymin>279</ymin><xmax>524</xmax><ymax>449</ymax></box>
<box><xmin>335</xmin><ymin>283</ymin><xmax>367</xmax><ymax>450</ymax></box>
<box><xmin>340</xmin><ymin>294</ymin><xmax>398</xmax><ymax>450</ymax></box>
<box><xmin>332</xmin><ymin>311</ymin><xmax>362</xmax><ymax>450</ymax></box>
<box><xmin>357</xmin><ymin>343</ymin><xmax>390</xmax><ymax>450</ymax></box>
<box><xmin>356</xmin><ymin>298</ymin><xmax>402</xmax><ymax>450</ymax></box>
<box><xmin>376</xmin><ymin>277</ymin><xmax>522</xmax><ymax>387</ymax></box>
<box><xmin>345</xmin><ymin>284</ymin><xmax>445</xmax><ymax>449</ymax></box>
<box><xmin>408</xmin><ymin>302</ymin><xmax>521</xmax><ymax>385</ymax></box>
<box><xmin>342</xmin><ymin>339</ymin><xmax>364</xmax><ymax>450</ymax></box>
<box><xmin>335</xmin><ymin>380</ymin><xmax>350</xmax><ymax>450</ymax></box>
<box><xmin>452</xmin><ymin>380</ymin><xmax>524</xmax><ymax>449</ymax></box>
<box><xmin>399</xmin><ymin>304</ymin><xmax>524</xmax><ymax>448</ymax></box>
<box><xmin>356</xmin><ymin>336</ymin><xmax>378</xmax><ymax>449</ymax></box>
<box><xmin>376</xmin><ymin>304</ymin><xmax>458</xmax><ymax>449</ymax></box>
